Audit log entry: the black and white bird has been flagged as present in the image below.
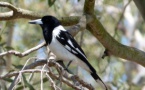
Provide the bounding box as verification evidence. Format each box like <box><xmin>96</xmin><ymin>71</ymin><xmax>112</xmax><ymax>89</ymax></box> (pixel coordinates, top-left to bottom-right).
<box><xmin>29</xmin><ymin>15</ymin><xmax>107</xmax><ymax>90</ymax></box>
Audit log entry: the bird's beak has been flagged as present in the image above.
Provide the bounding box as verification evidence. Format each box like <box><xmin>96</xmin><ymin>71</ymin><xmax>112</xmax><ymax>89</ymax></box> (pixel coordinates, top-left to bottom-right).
<box><xmin>29</xmin><ymin>19</ymin><xmax>43</xmax><ymax>25</ymax></box>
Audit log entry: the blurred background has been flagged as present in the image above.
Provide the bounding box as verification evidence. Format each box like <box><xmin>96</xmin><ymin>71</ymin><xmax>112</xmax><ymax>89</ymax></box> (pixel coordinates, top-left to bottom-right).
<box><xmin>0</xmin><ymin>0</ymin><xmax>145</xmax><ymax>90</ymax></box>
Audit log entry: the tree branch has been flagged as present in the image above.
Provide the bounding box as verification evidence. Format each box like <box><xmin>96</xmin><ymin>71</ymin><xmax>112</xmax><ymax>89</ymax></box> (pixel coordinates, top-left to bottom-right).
<box><xmin>83</xmin><ymin>0</ymin><xmax>95</xmax><ymax>15</ymax></box>
<box><xmin>0</xmin><ymin>2</ymin><xmax>41</xmax><ymax>20</ymax></box>
<box><xmin>114</xmin><ymin>0</ymin><xmax>132</xmax><ymax>37</ymax></box>
<box><xmin>0</xmin><ymin>42</ymin><xmax>46</xmax><ymax>58</ymax></box>
<box><xmin>0</xmin><ymin>58</ymin><xmax>94</xmax><ymax>90</ymax></box>
<box><xmin>0</xmin><ymin>1</ymin><xmax>80</xmax><ymax>26</ymax></box>
<box><xmin>67</xmin><ymin>15</ymin><xmax>86</xmax><ymax>36</ymax></box>
<box><xmin>82</xmin><ymin>0</ymin><xmax>145</xmax><ymax>67</ymax></box>
<box><xmin>87</xmin><ymin>13</ymin><xmax>145</xmax><ymax>67</ymax></box>
<box><xmin>0</xmin><ymin>2</ymin><xmax>17</xmax><ymax>11</ymax></box>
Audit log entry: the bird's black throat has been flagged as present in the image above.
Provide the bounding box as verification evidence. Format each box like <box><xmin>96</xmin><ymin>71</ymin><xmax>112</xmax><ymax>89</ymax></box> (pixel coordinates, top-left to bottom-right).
<box><xmin>41</xmin><ymin>24</ymin><xmax>59</xmax><ymax>45</ymax></box>
<box><xmin>41</xmin><ymin>25</ymin><xmax>52</xmax><ymax>45</ymax></box>
<box><xmin>40</xmin><ymin>15</ymin><xmax>61</xmax><ymax>45</ymax></box>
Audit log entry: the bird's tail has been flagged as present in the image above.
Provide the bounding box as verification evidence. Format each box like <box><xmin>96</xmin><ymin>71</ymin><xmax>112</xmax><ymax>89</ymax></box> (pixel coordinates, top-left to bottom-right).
<box><xmin>91</xmin><ymin>72</ymin><xmax>108</xmax><ymax>90</ymax></box>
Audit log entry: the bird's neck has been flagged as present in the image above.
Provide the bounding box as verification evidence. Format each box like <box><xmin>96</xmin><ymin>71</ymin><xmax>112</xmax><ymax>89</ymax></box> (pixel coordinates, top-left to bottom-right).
<box><xmin>42</xmin><ymin>26</ymin><xmax>53</xmax><ymax>45</ymax></box>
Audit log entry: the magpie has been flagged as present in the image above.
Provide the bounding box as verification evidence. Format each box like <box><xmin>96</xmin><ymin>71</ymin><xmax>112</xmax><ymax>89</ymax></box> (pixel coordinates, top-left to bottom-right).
<box><xmin>29</xmin><ymin>15</ymin><xmax>107</xmax><ymax>90</ymax></box>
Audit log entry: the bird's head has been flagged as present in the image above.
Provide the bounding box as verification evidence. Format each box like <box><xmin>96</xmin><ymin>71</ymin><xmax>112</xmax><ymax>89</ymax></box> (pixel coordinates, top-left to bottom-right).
<box><xmin>29</xmin><ymin>15</ymin><xmax>61</xmax><ymax>30</ymax></box>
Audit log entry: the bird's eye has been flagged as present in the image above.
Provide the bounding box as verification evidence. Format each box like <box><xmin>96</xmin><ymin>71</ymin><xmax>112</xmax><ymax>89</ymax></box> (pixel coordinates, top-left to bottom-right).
<box><xmin>45</xmin><ymin>19</ymin><xmax>49</xmax><ymax>22</ymax></box>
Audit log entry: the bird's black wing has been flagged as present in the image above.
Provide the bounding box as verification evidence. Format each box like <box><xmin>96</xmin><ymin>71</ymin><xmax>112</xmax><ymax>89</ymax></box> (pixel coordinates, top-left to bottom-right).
<box><xmin>55</xmin><ymin>30</ymin><xmax>87</xmax><ymax>62</ymax></box>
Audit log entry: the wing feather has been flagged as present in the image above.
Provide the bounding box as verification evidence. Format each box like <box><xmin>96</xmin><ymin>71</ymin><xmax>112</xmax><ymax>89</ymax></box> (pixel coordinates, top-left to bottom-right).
<box><xmin>55</xmin><ymin>30</ymin><xmax>87</xmax><ymax>61</ymax></box>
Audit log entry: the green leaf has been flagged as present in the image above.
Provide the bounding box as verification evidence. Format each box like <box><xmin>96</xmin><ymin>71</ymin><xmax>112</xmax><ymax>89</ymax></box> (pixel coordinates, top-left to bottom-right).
<box><xmin>33</xmin><ymin>77</ymin><xmax>48</xmax><ymax>85</ymax></box>
<box><xmin>4</xmin><ymin>46</ymin><xmax>14</xmax><ymax>50</ymax></box>
<box><xmin>48</xmin><ymin>0</ymin><xmax>56</xmax><ymax>7</ymax></box>
<box><xmin>0</xmin><ymin>57</ymin><xmax>6</xmax><ymax>66</ymax></box>
<box><xmin>3</xmin><ymin>78</ymin><xmax>13</xmax><ymax>82</ymax></box>
<box><xmin>22</xmin><ymin>74</ymin><xmax>35</xmax><ymax>90</ymax></box>
<box><xmin>8</xmin><ymin>69</ymin><xmax>15</xmax><ymax>73</ymax></box>
<box><xmin>0</xmin><ymin>42</ymin><xmax>6</xmax><ymax>46</ymax></box>
<box><xmin>12</xmin><ymin>64</ymin><xmax>23</xmax><ymax>69</ymax></box>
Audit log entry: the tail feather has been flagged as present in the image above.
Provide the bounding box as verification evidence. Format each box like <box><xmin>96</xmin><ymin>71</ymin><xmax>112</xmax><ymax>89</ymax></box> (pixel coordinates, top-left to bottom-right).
<box><xmin>91</xmin><ymin>73</ymin><xmax>108</xmax><ymax>90</ymax></box>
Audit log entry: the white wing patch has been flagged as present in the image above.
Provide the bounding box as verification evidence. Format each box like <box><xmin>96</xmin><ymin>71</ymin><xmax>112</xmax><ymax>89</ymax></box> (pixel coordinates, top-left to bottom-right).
<box><xmin>65</xmin><ymin>45</ymin><xmax>71</xmax><ymax>51</ymax></box>
<box><xmin>53</xmin><ymin>29</ymin><xmax>61</xmax><ymax>37</ymax></box>
<box><xmin>72</xmin><ymin>50</ymin><xmax>78</xmax><ymax>54</ymax></box>
<box><xmin>68</xmin><ymin>39</ymin><xmax>86</xmax><ymax>58</ymax></box>
<box><xmin>76</xmin><ymin>48</ymin><xmax>86</xmax><ymax>58</ymax></box>
<box><xmin>65</xmin><ymin>45</ymin><xmax>78</xmax><ymax>54</ymax></box>
<box><xmin>68</xmin><ymin>40</ymin><xmax>75</xmax><ymax>48</ymax></box>
<box><xmin>54</xmin><ymin>25</ymin><xmax>66</xmax><ymax>31</ymax></box>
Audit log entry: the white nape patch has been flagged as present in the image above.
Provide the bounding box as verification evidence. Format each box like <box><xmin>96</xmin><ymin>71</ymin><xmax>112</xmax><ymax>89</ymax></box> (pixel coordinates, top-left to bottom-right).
<box><xmin>53</xmin><ymin>29</ymin><xmax>61</xmax><ymax>37</ymax></box>
<box><xmin>54</xmin><ymin>25</ymin><xmax>66</xmax><ymax>31</ymax></box>
<box><xmin>65</xmin><ymin>45</ymin><xmax>71</xmax><ymax>51</ymax></box>
<box><xmin>68</xmin><ymin>40</ymin><xmax>74</xmax><ymax>48</ymax></box>
<box><xmin>96</xmin><ymin>79</ymin><xmax>106</xmax><ymax>90</ymax></box>
<box><xmin>72</xmin><ymin>50</ymin><xmax>78</xmax><ymax>54</ymax></box>
<box><xmin>53</xmin><ymin>25</ymin><xmax>66</xmax><ymax>37</ymax></box>
<box><xmin>76</xmin><ymin>48</ymin><xmax>86</xmax><ymax>58</ymax></box>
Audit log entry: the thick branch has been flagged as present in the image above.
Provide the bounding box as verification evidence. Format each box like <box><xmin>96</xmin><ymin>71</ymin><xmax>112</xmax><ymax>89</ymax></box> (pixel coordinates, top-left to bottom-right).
<box><xmin>60</xmin><ymin>16</ymin><xmax>80</xmax><ymax>26</ymax></box>
<box><xmin>87</xmin><ymin>17</ymin><xmax>145</xmax><ymax>67</ymax></box>
<box><xmin>82</xmin><ymin>0</ymin><xmax>145</xmax><ymax>67</ymax></box>
<box><xmin>0</xmin><ymin>1</ymin><xmax>80</xmax><ymax>26</ymax></box>
<box><xmin>0</xmin><ymin>2</ymin><xmax>41</xmax><ymax>20</ymax></box>
<box><xmin>0</xmin><ymin>2</ymin><xmax>17</xmax><ymax>11</ymax></box>
<box><xmin>83</xmin><ymin>0</ymin><xmax>95</xmax><ymax>15</ymax></box>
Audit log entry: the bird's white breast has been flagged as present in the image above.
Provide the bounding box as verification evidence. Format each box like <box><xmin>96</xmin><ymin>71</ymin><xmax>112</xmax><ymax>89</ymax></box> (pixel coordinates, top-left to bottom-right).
<box><xmin>49</xmin><ymin>36</ymin><xmax>77</xmax><ymax>62</ymax></box>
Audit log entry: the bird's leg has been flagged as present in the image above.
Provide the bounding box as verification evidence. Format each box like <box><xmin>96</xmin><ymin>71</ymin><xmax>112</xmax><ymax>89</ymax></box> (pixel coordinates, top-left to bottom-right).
<box><xmin>57</xmin><ymin>60</ymin><xmax>80</xmax><ymax>86</ymax></box>
<box><xmin>66</xmin><ymin>60</ymin><xmax>73</xmax><ymax>69</ymax></box>
<box><xmin>56</xmin><ymin>60</ymin><xmax>72</xmax><ymax>74</ymax></box>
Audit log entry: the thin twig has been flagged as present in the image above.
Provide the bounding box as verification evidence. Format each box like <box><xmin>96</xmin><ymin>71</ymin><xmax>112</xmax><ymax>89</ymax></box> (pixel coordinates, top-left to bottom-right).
<box><xmin>114</xmin><ymin>0</ymin><xmax>132</xmax><ymax>37</ymax></box>
<box><xmin>2</xmin><ymin>68</ymin><xmax>81</xmax><ymax>90</ymax></box>
<box><xmin>46</xmin><ymin>69</ymin><xmax>61</xmax><ymax>90</ymax></box>
<box><xmin>47</xmin><ymin>68</ymin><xmax>81</xmax><ymax>90</ymax></box>
<box><xmin>0</xmin><ymin>42</ymin><xmax>46</xmax><ymax>57</ymax></box>
<box><xmin>0</xmin><ymin>2</ymin><xmax>17</xmax><ymax>12</ymax></box>
<box><xmin>47</xmin><ymin>60</ymin><xmax>94</xmax><ymax>90</ymax></box>
<box><xmin>8</xmin><ymin>57</ymin><xmax>37</xmax><ymax>90</ymax></box>
<box><xmin>1</xmin><ymin>58</ymin><xmax>94</xmax><ymax>90</ymax></box>
<box><xmin>24</xmin><ymin>59</ymin><xmax>47</xmax><ymax>69</ymax></box>
<box><xmin>41</xmin><ymin>64</ymin><xmax>46</xmax><ymax>90</ymax></box>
